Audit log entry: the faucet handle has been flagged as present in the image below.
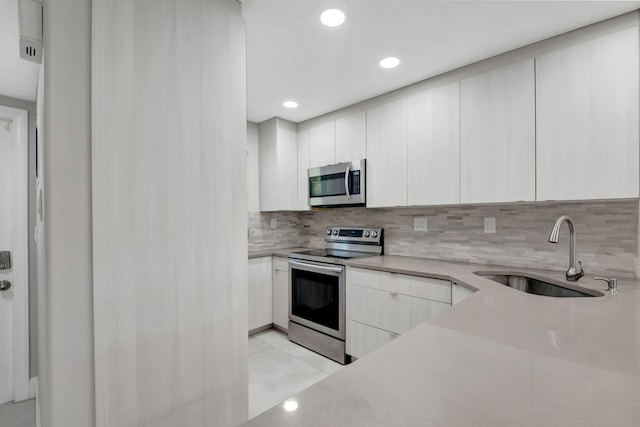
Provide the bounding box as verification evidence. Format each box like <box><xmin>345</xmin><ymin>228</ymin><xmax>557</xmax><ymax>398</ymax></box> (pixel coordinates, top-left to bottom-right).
<box><xmin>593</xmin><ymin>277</ymin><xmax>618</xmax><ymax>293</ymax></box>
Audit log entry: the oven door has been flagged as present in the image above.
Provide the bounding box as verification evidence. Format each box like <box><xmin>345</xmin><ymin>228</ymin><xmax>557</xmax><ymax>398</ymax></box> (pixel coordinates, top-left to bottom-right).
<box><xmin>289</xmin><ymin>259</ymin><xmax>345</xmax><ymax>340</ymax></box>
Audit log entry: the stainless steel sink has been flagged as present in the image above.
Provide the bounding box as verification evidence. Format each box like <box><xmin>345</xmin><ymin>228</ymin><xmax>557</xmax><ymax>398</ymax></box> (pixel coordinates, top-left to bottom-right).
<box><xmin>474</xmin><ymin>271</ymin><xmax>603</xmax><ymax>298</ymax></box>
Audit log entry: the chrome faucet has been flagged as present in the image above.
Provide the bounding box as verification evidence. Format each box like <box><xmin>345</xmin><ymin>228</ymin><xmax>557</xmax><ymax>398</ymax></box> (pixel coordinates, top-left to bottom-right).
<box><xmin>548</xmin><ymin>215</ymin><xmax>585</xmax><ymax>282</ymax></box>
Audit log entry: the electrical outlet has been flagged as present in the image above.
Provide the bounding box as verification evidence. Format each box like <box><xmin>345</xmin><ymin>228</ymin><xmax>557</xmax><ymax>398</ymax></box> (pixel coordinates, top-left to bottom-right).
<box><xmin>414</xmin><ymin>217</ymin><xmax>428</xmax><ymax>232</ymax></box>
<box><xmin>270</xmin><ymin>218</ymin><xmax>277</xmax><ymax>229</ymax></box>
<box><xmin>484</xmin><ymin>217</ymin><xmax>496</xmax><ymax>234</ymax></box>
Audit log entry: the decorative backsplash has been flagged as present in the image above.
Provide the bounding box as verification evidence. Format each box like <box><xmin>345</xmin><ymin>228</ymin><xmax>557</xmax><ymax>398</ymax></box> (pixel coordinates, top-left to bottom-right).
<box><xmin>250</xmin><ymin>201</ymin><xmax>638</xmax><ymax>278</ymax></box>
<box><xmin>248</xmin><ymin>211</ymin><xmax>302</xmax><ymax>252</ymax></box>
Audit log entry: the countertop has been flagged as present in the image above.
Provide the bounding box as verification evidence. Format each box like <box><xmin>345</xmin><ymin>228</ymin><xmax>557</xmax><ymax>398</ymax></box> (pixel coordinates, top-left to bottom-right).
<box><xmin>242</xmin><ymin>254</ymin><xmax>640</xmax><ymax>426</ymax></box>
<box><xmin>248</xmin><ymin>247</ymin><xmax>311</xmax><ymax>259</ymax></box>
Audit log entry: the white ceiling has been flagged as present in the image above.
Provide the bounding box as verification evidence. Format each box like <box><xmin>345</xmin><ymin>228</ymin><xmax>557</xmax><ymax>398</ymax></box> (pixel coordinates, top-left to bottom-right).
<box><xmin>243</xmin><ymin>1</ymin><xmax>640</xmax><ymax>123</ymax></box>
<box><xmin>0</xmin><ymin>0</ymin><xmax>39</xmax><ymax>102</ymax></box>
<box><xmin>2</xmin><ymin>1</ymin><xmax>638</xmax><ymax>117</ymax></box>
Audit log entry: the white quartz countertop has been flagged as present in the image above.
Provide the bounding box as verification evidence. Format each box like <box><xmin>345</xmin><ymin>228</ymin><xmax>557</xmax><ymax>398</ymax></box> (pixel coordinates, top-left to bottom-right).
<box><xmin>242</xmin><ymin>255</ymin><xmax>640</xmax><ymax>426</ymax></box>
<box><xmin>248</xmin><ymin>247</ymin><xmax>311</xmax><ymax>259</ymax></box>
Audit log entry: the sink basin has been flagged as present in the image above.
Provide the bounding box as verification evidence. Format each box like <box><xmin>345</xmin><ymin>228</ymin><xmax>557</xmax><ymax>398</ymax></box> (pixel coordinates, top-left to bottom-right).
<box><xmin>474</xmin><ymin>271</ymin><xmax>603</xmax><ymax>298</ymax></box>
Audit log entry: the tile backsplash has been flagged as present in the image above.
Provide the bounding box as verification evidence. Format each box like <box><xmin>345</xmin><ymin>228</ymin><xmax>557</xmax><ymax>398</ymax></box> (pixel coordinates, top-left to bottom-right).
<box><xmin>248</xmin><ymin>211</ymin><xmax>302</xmax><ymax>252</ymax></box>
<box><xmin>250</xmin><ymin>200</ymin><xmax>638</xmax><ymax>278</ymax></box>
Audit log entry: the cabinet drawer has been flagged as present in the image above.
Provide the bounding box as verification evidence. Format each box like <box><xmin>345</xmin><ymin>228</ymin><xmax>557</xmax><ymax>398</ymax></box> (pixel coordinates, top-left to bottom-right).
<box><xmin>272</xmin><ymin>256</ymin><xmax>289</xmax><ymax>272</ymax></box>
<box><xmin>349</xmin><ymin>267</ymin><xmax>451</xmax><ymax>304</ymax></box>
<box><xmin>350</xmin><ymin>284</ymin><xmax>450</xmax><ymax>335</ymax></box>
<box><xmin>348</xmin><ymin>320</ymin><xmax>397</xmax><ymax>359</ymax></box>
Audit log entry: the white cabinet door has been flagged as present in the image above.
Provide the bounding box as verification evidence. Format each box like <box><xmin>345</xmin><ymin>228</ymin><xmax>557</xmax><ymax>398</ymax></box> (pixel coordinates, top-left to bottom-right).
<box><xmin>247</xmin><ymin>122</ymin><xmax>260</xmax><ymax>212</ymax></box>
<box><xmin>460</xmin><ymin>59</ymin><xmax>536</xmax><ymax>204</ymax></box>
<box><xmin>349</xmin><ymin>321</ymin><xmax>397</xmax><ymax>359</ymax></box>
<box><xmin>258</xmin><ymin>117</ymin><xmax>298</xmax><ymax>211</ymax></box>
<box><xmin>297</xmin><ymin>129</ymin><xmax>310</xmax><ymax>211</ymax></box>
<box><xmin>408</xmin><ymin>82</ymin><xmax>460</xmax><ymax>206</ymax></box>
<box><xmin>258</xmin><ymin>119</ymin><xmax>278</xmax><ymax>212</ymax></box>
<box><xmin>309</xmin><ymin>121</ymin><xmax>336</xmax><ymax>167</ymax></box>
<box><xmin>335</xmin><ymin>112</ymin><xmax>366</xmax><ymax>163</ymax></box>
<box><xmin>248</xmin><ymin>257</ymin><xmax>273</xmax><ymax>332</ymax></box>
<box><xmin>536</xmin><ymin>27</ymin><xmax>639</xmax><ymax>201</ymax></box>
<box><xmin>272</xmin><ymin>257</ymin><xmax>289</xmax><ymax>330</ymax></box>
<box><xmin>277</xmin><ymin>120</ymin><xmax>299</xmax><ymax>210</ymax></box>
<box><xmin>366</xmin><ymin>98</ymin><xmax>408</xmax><ymax>207</ymax></box>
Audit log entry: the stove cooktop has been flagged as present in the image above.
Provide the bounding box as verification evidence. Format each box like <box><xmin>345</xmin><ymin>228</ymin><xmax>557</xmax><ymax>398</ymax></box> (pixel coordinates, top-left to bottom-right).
<box><xmin>289</xmin><ymin>226</ymin><xmax>384</xmax><ymax>265</ymax></box>
<box><xmin>295</xmin><ymin>249</ymin><xmax>374</xmax><ymax>260</ymax></box>
<box><xmin>289</xmin><ymin>248</ymin><xmax>377</xmax><ymax>265</ymax></box>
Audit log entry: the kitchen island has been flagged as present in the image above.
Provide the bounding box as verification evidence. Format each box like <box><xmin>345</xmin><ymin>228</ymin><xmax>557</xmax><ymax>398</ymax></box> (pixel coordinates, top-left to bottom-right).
<box><xmin>242</xmin><ymin>255</ymin><xmax>640</xmax><ymax>426</ymax></box>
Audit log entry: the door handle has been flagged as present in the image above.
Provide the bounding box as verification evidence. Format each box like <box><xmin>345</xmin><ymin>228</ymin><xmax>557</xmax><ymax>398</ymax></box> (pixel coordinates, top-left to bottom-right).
<box><xmin>344</xmin><ymin>165</ymin><xmax>351</xmax><ymax>200</ymax></box>
<box><xmin>288</xmin><ymin>260</ymin><xmax>344</xmax><ymax>273</ymax></box>
<box><xmin>0</xmin><ymin>281</ymin><xmax>11</xmax><ymax>291</ymax></box>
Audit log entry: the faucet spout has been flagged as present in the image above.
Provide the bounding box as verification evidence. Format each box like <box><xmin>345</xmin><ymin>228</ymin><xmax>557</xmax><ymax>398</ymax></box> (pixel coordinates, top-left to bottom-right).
<box><xmin>548</xmin><ymin>215</ymin><xmax>584</xmax><ymax>282</ymax></box>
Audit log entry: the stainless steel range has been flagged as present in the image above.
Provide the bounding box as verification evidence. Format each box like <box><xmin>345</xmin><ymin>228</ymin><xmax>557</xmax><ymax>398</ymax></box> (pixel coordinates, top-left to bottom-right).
<box><xmin>288</xmin><ymin>226</ymin><xmax>384</xmax><ymax>364</ymax></box>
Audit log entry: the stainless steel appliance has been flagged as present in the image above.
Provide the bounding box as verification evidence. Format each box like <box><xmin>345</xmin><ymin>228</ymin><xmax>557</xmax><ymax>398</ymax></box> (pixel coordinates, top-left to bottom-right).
<box><xmin>308</xmin><ymin>160</ymin><xmax>366</xmax><ymax>207</ymax></box>
<box><xmin>288</xmin><ymin>226</ymin><xmax>383</xmax><ymax>364</ymax></box>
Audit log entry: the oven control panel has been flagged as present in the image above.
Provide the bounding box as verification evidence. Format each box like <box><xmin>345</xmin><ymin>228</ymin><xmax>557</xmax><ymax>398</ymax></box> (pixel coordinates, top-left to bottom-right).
<box><xmin>324</xmin><ymin>226</ymin><xmax>383</xmax><ymax>245</ymax></box>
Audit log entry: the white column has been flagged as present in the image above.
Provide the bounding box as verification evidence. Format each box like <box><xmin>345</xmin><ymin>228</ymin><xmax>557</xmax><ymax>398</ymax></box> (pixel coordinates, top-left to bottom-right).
<box><xmin>92</xmin><ymin>0</ymin><xmax>248</xmax><ymax>426</ymax></box>
<box><xmin>41</xmin><ymin>0</ymin><xmax>94</xmax><ymax>426</ymax></box>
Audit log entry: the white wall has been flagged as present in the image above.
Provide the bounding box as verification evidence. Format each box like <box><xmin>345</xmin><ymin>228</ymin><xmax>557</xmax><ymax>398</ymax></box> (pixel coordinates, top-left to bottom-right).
<box><xmin>40</xmin><ymin>0</ymin><xmax>94</xmax><ymax>426</ymax></box>
<box><xmin>247</xmin><ymin>122</ymin><xmax>260</xmax><ymax>212</ymax></box>
<box><xmin>92</xmin><ymin>1</ymin><xmax>248</xmax><ymax>426</ymax></box>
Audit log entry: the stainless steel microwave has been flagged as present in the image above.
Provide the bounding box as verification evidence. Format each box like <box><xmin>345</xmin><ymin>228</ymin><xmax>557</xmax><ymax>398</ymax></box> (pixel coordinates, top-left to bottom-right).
<box><xmin>308</xmin><ymin>160</ymin><xmax>365</xmax><ymax>207</ymax></box>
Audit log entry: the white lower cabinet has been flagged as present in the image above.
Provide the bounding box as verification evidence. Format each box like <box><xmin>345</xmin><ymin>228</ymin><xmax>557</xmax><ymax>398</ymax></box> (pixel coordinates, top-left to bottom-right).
<box><xmin>452</xmin><ymin>282</ymin><xmax>476</xmax><ymax>305</ymax></box>
<box><xmin>248</xmin><ymin>257</ymin><xmax>273</xmax><ymax>332</ymax></box>
<box><xmin>347</xmin><ymin>267</ymin><xmax>451</xmax><ymax>358</ymax></box>
<box><xmin>349</xmin><ymin>321</ymin><xmax>398</xmax><ymax>359</ymax></box>
<box><xmin>350</xmin><ymin>285</ymin><xmax>449</xmax><ymax>335</ymax></box>
<box><xmin>272</xmin><ymin>256</ymin><xmax>290</xmax><ymax>330</ymax></box>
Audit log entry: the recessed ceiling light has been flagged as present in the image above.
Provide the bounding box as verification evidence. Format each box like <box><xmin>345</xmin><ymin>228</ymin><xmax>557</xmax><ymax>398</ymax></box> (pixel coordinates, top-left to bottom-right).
<box><xmin>320</xmin><ymin>9</ymin><xmax>345</xmax><ymax>27</ymax></box>
<box><xmin>283</xmin><ymin>100</ymin><xmax>299</xmax><ymax>109</ymax></box>
<box><xmin>379</xmin><ymin>57</ymin><xmax>400</xmax><ymax>69</ymax></box>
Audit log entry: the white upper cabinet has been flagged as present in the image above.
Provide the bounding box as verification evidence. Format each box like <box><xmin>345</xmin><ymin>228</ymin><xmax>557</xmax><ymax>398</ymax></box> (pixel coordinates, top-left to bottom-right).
<box><xmin>309</xmin><ymin>121</ymin><xmax>336</xmax><ymax>167</ymax></box>
<box><xmin>366</xmin><ymin>98</ymin><xmax>409</xmax><ymax>208</ymax></box>
<box><xmin>297</xmin><ymin>129</ymin><xmax>310</xmax><ymax>211</ymax></box>
<box><xmin>460</xmin><ymin>58</ymin><xmax>536</xmax><ymax>204</ymax></box>
<box><xmin>259</xmin><ymin>117</ymin><xmax>298</xmax><ymax>211</ymax></box>
<box><xmin>536</xmin><ymin>27</ymin><xmax>639</xmax><ymax>201</ymax></box>
<box><xmin>407</xmin><ymin>82</ymin><xmax>460</xmax><ymax>206</ymax></box>
<box><xmin>335</xmin><ymin>112</ymin><xmax>366</xmax><ymax>163</ymax></box>
<box><xmin>247</xmin><ymin>122</ymin><xmax>260</xmax><ymax>212</ymax></box>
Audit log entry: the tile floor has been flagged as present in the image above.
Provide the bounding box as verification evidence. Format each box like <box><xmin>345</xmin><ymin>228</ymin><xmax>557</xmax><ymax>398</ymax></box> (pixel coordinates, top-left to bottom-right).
<box><xmin>249</xmin><ymin>329</ymin><xmax>343</xmax><ymax>419</ymax></box>
<box><xmin>0</xmin><ymin>399</ymin><xmax>36</xmax><ymax>427</ymax></box>
<box><xmin>0</xmin><ymin>330</ymin><xmax>337</xmax><ymax>426</ymax></box>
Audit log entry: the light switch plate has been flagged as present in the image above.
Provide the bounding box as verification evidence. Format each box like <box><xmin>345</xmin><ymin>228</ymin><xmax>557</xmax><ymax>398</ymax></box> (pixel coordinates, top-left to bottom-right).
<box><xmin>414</xmin><ymin>217</ymin><xmax>428</xmax><ymax>232</ymax></box>
<box><xmin>484</xmin><ymin>217</ymin><xmax>496</xmax><ymax>234</ymax></box>
<box><xmin>270</xmin><ymin>218</ymin><xmax>277</xmax><ymax>229</ymax></box>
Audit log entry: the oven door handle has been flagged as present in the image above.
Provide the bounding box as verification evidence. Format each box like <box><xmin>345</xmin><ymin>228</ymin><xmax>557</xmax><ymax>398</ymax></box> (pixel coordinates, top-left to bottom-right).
<box><xmin>289</xmin><ymin>260</ymin><xmax>344</xmax><ymax>273</ymax></box>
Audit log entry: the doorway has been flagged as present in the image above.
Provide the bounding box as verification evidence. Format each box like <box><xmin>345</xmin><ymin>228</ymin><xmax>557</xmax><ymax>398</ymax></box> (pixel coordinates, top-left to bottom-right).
<box><xmin>0</xmin><ymin>106</ymin><xmax>30</xmax><ymax>410</ymax></box>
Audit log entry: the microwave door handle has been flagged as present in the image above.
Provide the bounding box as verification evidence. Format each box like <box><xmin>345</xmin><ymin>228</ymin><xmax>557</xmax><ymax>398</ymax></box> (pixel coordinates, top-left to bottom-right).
<box><xmin>344</xmin><ymin>165</ymin><xmax>351</xmax><ymax>200</ymax></box>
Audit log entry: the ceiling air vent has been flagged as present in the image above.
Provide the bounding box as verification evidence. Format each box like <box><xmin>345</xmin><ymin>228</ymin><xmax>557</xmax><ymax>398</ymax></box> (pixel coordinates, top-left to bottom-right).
<box><xmin>18</xmin><ymin>0</ymin><xmax>43</xmax><ymax>64</ymax></box>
